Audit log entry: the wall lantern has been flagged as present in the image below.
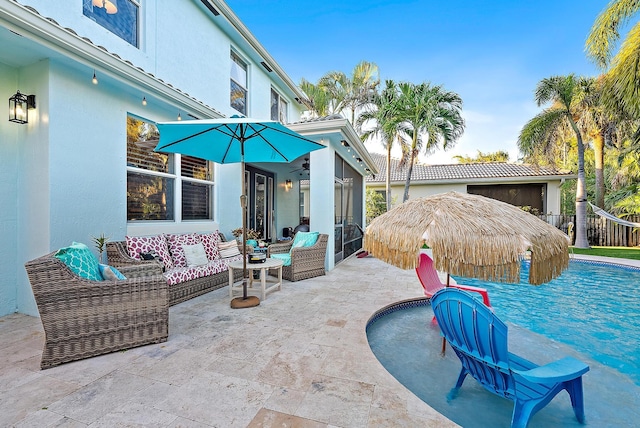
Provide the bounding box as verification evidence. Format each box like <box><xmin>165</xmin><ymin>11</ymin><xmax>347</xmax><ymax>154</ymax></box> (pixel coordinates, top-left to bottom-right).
<box><xmin>92</xmin><ymin>0</ymin><xmax>118</xmax><ymax>14</ymax></box>
<box><xmin>9</xmin><ymin>91</ymin><xmax>36</xmax><ymax>124</ymax></box>
<box><xmin>285</xmin><ymin>179</ymin><xmax>293</xmax><ymax>190</ymax></box>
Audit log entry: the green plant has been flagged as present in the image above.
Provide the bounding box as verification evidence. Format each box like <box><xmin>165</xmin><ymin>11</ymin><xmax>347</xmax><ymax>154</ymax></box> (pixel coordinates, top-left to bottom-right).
<box><xmin>92</xmin><ymin>233</ymin><xmax>110</xmax><ymax>261</ymax></box>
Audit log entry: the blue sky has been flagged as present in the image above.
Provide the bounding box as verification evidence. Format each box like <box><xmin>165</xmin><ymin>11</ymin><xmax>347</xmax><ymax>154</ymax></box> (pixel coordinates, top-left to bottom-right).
<box><xmin>226</xmin><ymin>1</ymin><xmax>608</xmax><ymax>164</ymax></box>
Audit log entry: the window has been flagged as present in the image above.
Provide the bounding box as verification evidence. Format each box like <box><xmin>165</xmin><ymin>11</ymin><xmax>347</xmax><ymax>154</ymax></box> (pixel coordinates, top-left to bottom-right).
<box><xmin>230</xmin><ymin>52</ymin><xmax>248</xmax><ymax>114</ymax></box>
<box><xmin>270</xmin><ymin>88</ymin><xmax>288</xmax><ymax>123</ymax></box>
<box><xmin>126</xmin><ymin>115</ymin><xmax>214</xmax><ymax>221</ymax></box>
<box><xmin>83</xmin><ymin>0</ymin><xmax>139</xmax><ymax>47</ymax></box>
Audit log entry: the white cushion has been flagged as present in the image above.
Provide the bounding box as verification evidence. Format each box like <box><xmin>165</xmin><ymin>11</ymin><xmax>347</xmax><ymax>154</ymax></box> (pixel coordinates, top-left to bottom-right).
<box><xmin>219</xmin><ymin>241</ymin><xmax>241</xmax><ymax>258</ymax></box>
<box><xmin>183</xmin><ymin>243</ymin><xmax>208</xmax><ymax>267</ymax></box>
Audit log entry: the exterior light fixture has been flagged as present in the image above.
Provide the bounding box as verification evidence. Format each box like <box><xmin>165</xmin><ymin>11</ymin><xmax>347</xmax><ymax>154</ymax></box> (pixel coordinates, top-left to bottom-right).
<box><xmin>9</xmin><ymin>91</ymin><xmax>36</xmax><ymax>124</ymax></box>
<box><xmin>356</xmin><ymin>157</ymin><xmax>363</xmax><ymax>163</ymax></box>
<box><xmin>177</xmin><ymin>113</ymin><xmax>182</xmax><ymax>121</ymax></box>
<box><xmin>142</xmin><ymin>97</ymin><xmax>147</xmax><ymax>106</ymax></box>
<box><xmin>92</xmin><ymin>71</ymin><xmax>98</xmax><ymax>85</ymax></box>
<box><xmin>92</xmin><ymin>0</ymin><xmax>118</xmax><ymax>14</ymax></box>
<box><xmin>285</xmin><ymin>179</ymin><xmax>293</xmax><ymax>190</ymax></box>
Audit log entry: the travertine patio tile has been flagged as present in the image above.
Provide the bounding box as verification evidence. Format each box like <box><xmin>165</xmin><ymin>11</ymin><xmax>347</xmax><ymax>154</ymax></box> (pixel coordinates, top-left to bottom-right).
<box><xmin>0</xmin><ymin>373</ymin><xmax>80</xmax><ymax>426</ymax></box>
<box><xmin>247</xmin><ymin>408</ymin><xmax>327</xmax><ymax>427</ymax></box>
<box><xmin>295</xmin><ymin>376</ymin><xmax>375</xmax><ymax>428</ymax></box>
<box><xmin>88</xmin><ymin>402</ymin><xmax>177</xmax><ymax>427</ymax></box>
<box><xmin>155</xmin><ymin>371</ymin><xmax>273</xmax><ymax>427</ymax></box>
<box><xmin>123</xmin><ymin>348</ymin><xmax>215</xmax><ymax>386</ymax></box>
<box><xmin>257</xmin><ymin>350</ymin><xmax>327</xmax><ymax>390</ymax></box>
<box><xmin>263</xmin><ymin>387</ymin><xmax>307</xmax><ymax>414</ymax></box>
<box><xmin>2</xmin><ymin>256</ymin><xmax>463</xmax><ymax>427</ymax></box>
<box><xmin>46</xmin><ymin>370</ymin><xmax>157</xmax><ymax>424</ymax></box>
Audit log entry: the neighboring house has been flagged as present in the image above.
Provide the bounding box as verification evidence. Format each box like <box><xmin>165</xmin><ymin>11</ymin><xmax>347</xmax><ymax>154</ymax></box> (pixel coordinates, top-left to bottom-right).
<box><xmin>367</xmin><ymin>153</ymin><xmax>576</xmax><ymax>215</ymax></box>
<box><xmin>0</xmin><ymin>1</ymin><xmax>376</xmax><ymax>317</ymax></box>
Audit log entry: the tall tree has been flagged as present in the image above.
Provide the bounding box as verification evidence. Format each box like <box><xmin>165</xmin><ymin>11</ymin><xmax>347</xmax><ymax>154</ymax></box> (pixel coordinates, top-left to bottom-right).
<box><xmin>518</xmin><ymin>75</ymin><xmax>591</xmax><ymax>248</ymax></box>
<box><xmin>586</xmin><ymin>0</ymin><xmax>640</xmax><ymax>117</ymax></box>
<box><xmin>299</xmin><ymin>78</ymin><xmax>331</xmax><ymax>118</ymax></box>
<box><xmin>358</xmin><ymin>80</ymin><xmax>407</xmax><ymax>211</ymax></box>
<box><xmin>393</xmin><ymin>82</ymin><xmax>465</xmax><ymax>202</ymax></box>
<box><xmin>453</xmin><ymin>150</ymin><xmax>510</xmax><ymax>163</ymax></box>
<box><xmin>318</xmin><ymin>61</ymin><xmax>380</xmax><ymax>124</ymax></box>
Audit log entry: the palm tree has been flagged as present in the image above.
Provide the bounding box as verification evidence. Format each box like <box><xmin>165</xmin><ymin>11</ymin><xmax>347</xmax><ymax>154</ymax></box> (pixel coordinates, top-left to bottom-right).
<box><xmin>586</xmin><ymin>0</ymin><xmax>640</xmax><ymax>117</ymax></box>
<box><xmin>357</xmin><ymin>80</ymin><xmax>407</xmax><ymax>211</ymax></box>
<box><xmin>518</xmin><ymin>75</ymin><xmax>591</xmax><ymax>248</ymax></box>
<box><xmin>453</xmin><ymin>150</ymin><xmax>510</xmax><ymax>163</ymax></box>
<box><xmin>318</xmin><ymin>61</ymin><xmax>380</xmax><ymax>124</ymax></box>
<box><xmin>393</xmin><ymin>82</ymin><xmax>465</xmax><ymax>203</ymax></box>
<box><xmin>299</xmin><ymin>78</ymin><xmax>331</xmax><ymax>118</ymax></box>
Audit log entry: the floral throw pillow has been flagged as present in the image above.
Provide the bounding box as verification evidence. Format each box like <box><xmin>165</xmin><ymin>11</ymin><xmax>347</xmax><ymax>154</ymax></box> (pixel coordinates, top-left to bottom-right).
<box><xmin>126</xmin><ymin>234</ymin><xmax>173</xmax><ymax>270</ymax></box>
<box><xmin>166</xmin><ymin>233</ymin><xmax>202</xmax><ymax>267</ymax></box>
<box><xmin>200</xmin><ymin>232</ymin><xmax>221</xmax><ymax>261</ymax></box>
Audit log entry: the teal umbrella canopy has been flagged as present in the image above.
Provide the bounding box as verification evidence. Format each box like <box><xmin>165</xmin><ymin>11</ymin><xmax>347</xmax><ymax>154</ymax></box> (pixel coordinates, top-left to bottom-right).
<box><xmin>155</xmin><ymin>117</ymin><xmax>324</xmax><ymax>163</ymax></box>
<box><xmin>154</xmin><ymin>117</ymin><xmax>325</xmax><ymax>308</ymax></box>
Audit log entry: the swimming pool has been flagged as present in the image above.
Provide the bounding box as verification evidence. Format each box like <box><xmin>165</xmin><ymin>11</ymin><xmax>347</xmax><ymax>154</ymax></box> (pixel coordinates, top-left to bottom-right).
<box><xmin>456</xmin><ymin>259</ymin><xmax>640</xmax><ymax>385</ymax></box>
<box><xmin>366</xmin><ymin>259</ymin><xmax>640</xmax><ymax>427</ymax></box>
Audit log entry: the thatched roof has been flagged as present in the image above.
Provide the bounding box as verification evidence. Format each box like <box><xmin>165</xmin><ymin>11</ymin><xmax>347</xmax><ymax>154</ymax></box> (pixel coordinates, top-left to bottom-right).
<box><xmin>364</xmin><ymin>191</ymin><xmax>569</xmax><ymax>285</ymax></box>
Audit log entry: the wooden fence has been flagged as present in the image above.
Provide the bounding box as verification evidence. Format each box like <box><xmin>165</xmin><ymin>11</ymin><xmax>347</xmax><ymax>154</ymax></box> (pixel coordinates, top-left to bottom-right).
<box><xmin>539</xmin><ymin>214</ymin><xmax>640</xmax><ymax>247</ymax></box>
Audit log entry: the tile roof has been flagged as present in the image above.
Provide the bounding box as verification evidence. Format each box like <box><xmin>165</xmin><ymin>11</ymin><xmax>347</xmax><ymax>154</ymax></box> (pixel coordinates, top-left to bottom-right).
<box><xmin>366</xmin><ymin>153</ymin><xmax>574</xmax><ymax>183</ymax></box>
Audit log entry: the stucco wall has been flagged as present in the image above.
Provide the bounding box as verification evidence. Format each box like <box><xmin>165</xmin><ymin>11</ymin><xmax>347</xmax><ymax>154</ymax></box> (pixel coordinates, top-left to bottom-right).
<box><xmin>368</xmin><ymin>180</ymin><xmax>565</xmax><ymax>214</ymax></box>
<box><xmin>0</xmin><ymin>63</ymin><xmax>20</xmax><ymax>316</ymax></box>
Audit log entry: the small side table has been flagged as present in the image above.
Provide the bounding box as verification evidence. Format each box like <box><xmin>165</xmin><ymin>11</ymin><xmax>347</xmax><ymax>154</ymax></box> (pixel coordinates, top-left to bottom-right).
<box><xmin>228</xmin><ymin>257</ymin><xmax>283</xmax><ymax>301</ymax></box>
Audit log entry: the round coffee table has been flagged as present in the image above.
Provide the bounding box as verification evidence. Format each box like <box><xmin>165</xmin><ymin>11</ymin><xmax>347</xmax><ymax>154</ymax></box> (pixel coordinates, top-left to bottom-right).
<box><xmin>228</xmin><ymin>257</ymin><xmax>283</xmax><ymax>301</ymax></box>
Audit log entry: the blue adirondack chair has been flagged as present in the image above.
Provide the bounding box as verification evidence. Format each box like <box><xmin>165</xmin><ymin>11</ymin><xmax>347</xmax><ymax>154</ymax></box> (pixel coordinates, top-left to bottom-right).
<box><xmin>431</xmin><ymin>288</ymin><xmax>589</xmax><ymax>428</ymax></box>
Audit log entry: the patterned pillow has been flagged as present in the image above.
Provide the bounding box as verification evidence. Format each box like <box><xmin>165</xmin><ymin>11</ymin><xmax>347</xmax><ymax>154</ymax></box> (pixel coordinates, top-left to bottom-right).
<box><xmin>166</xmin><ymin>233</ymin><xmax>202</xmax><ymax>267</ymax></box>
<box><xmin>291</xmin><ymin>231</ymin><xmax>319</xmax><ymax>250</ymax></box>
<box><xmin>219</xmin><ymin>240</ymin><xmax>241</xmax><ymax>258</ymax></box>
<box><xmin>126</xmin><ymin>234</ymin><xmax>173</xmax><ymax>270</ymax></box>
<box><xmin>200</xmin><ymin>232</ymin><xmax>221</xmax><ymax>260</ymax></box>
<box><xmin>99</xmin><ymin>264</ymin><xmax>127</xmax><ymax>281</ymax></box>
<box><xmin>54</xmin><ymin>242</ymin><xmax>102</xmax><ymax>281</ymax></box>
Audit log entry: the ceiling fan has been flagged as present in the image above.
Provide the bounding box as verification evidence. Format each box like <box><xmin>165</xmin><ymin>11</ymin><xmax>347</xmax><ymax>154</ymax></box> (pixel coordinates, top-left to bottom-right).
<box><xmin>290</xmin><ymin>157</ymin><xmax>310</xmax><ymax>175</ymax></box>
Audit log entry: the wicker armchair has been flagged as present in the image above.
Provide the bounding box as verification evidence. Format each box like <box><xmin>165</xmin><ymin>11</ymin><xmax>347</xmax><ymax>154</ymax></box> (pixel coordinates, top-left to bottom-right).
<box><xmin>267</xmin><ymin>234</ymin><xmax>328</xmax><ymax>281</ymax></box>
<box><xmin>24</xmin><ymin>252</ymin><xmax>169</xmax><ymax>369</ymax></box>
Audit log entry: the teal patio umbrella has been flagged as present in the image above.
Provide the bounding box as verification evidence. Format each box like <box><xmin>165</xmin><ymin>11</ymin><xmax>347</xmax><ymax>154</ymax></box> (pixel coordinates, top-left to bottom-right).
<box><xmin>155</xmin><ymin>116</ymin><xmax>325</xmax><ymax>308</ymax></box>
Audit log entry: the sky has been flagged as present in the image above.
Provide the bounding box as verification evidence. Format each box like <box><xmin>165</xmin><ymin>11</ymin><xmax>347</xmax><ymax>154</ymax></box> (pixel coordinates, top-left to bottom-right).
<box><xmin>225</xmin><ymin>0</ymin><xmax>609</xmax><ymax>164</ymax></box>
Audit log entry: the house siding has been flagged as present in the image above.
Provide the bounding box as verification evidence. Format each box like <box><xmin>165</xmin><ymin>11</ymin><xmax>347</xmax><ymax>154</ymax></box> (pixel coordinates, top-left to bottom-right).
<box><xmin>0</xmin><ymin>0</ymin><xmax>305</xmax><ymax>316</ymax></box>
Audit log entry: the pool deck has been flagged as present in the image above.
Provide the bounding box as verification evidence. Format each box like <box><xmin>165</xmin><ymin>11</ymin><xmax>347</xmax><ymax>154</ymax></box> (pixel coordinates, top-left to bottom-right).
<box><xmin>0</xmin><ymin>253</ymin><xmax>636</xmax><ymax>427</ymax></box>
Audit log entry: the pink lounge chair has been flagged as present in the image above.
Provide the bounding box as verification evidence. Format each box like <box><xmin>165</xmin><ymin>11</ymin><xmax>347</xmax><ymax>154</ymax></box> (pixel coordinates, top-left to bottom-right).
<box><xmin>416</xmin><ymin>252</ymin><xmax>491</xmax><ymax>307</ymax></box>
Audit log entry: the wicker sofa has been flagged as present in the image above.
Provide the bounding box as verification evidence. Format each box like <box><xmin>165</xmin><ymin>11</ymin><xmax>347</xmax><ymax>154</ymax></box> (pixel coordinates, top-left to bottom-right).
<box><xmin>267</xmin><ymin>233</ymin><xmax>328</xmax><ymax>281</ymax></box>
<box><xmin>107</xmin><ymin>236</ymin><xmax>244</xmax><ymax>306</ymax></box>
<box><xmin>25</xmin><ymin>252</ymin><xmax>169</xmax><ymax>369</ymax></box>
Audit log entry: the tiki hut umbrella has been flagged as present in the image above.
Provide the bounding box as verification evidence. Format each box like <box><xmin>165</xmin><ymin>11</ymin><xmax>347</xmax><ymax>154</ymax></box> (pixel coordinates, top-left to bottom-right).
<box><xmin>364</xmin><ymin>191</ymin><xmax>569</xmax><ymax>285</ymax></box>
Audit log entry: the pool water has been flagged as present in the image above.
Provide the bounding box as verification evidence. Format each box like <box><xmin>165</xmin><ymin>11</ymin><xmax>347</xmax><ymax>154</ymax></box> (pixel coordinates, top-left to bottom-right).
<box><xmin>456</xmin><ymin>259</ymin><xmax>640</xmax><ymax>385</ymax></box>
<box><xmin>366</xmin><ymin>259</ymin><xmax>640</xmax><ymax>427</ymax></box>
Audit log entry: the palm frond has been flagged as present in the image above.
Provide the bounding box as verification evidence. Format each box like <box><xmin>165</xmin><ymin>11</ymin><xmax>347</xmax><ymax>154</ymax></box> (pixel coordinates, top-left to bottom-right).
<box><xmin>586</xmin><ymin>0</ymin><xmax>640</xmax><ymax>68</ymax></box>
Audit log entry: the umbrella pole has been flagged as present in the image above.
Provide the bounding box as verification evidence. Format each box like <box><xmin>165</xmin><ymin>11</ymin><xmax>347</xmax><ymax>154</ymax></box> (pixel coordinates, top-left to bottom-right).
<box><xmin>230</xmin><ymin>156</ymin><xmax>260</xmax><ymax>309</ymax></box>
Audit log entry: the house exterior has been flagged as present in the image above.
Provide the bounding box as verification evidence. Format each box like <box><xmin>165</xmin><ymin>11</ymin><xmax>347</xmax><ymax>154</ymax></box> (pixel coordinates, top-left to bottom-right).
<box><xmin>367</xmin><ymin>153</ymin><xmax>576</xmax><ymax>215</ymax></box>
<box><xmin>0</xmin><ymin>0</ymin><xmax>376</xmax><ymax>317</ymax></box>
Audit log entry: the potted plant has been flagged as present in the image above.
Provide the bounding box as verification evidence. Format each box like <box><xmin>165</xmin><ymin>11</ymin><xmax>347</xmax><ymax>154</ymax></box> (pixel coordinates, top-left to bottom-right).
<box><xmin>232</xmin><ymin>228</ymin><xmax>260</xmax><ymax>247</ymax></box>
<box><xmin>92</xmin><ymin>233</ymin><xmax>110</xmax><ymax>263</ymax></box>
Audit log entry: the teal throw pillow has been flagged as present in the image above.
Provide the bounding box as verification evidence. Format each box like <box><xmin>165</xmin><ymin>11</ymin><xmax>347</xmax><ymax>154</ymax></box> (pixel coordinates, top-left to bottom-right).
<box><xmin>54</xmin><ymin>242</ymin><xmax>102</xmax><ymax>281</ymax></box>
<box><xmin>271</xmin><ymin>253</ymin><xmax>292</xmax><ymax>266</ymax></box>
<box><xmin>291</xmin><ymin>231</ymin><xmax>319</xmax><ymax>250</ymax></box>
<box><xmin>99</xmin><ymin>264</ymin><xmax>127</xmax><ymax>281</ymax></box>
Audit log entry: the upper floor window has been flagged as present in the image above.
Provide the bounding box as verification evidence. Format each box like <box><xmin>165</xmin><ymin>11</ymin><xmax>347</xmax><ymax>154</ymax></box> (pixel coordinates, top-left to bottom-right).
<box><xmin>126</xmin><ymin>115</ymin><xmax>214</xmax><ymax>221</ymax></box>
<box><xmin>270</xmin><ymin>88</ymin><xmax>288</xmax><ymax>124</ymax></box>
<box><xmin>83</xmin><ymin>0</ymin><xmax>139</xmax><ymax>47</ymax></box>
<box><xmin>230</xmin><ymin>52</ymin><xmax>248</xmax><ymax>115</ymax></box>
